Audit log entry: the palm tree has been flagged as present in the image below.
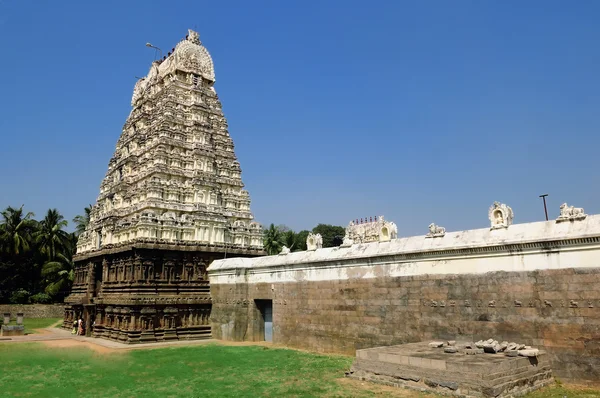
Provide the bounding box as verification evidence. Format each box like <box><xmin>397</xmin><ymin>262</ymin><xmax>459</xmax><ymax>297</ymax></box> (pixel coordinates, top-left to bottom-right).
<box><xmin>263</xmin><ymin>224</ymin><xmax>283</xmax><ymax>255</ymax></box>
<box><xmin>73</xmin><ymin>205</ymin><xmax>92</xmax><ymax>237</ymax></box>
<box><xmin>34</xmin><ymin>209</ymin><xmax>70</xmax><ymax>261</ymax></box>
<box><xmin>0</xmin><ymin>205</ymin><xmax>36</xmax><ymax>255</ymax></box>
<box><xmin>281</xmin><ymin>230</ymin><xmax>297</xmax><ymax>252</ymax></box>
<box><xmin>41</xmin><ymin>232</ymin><xmax>77</xmax><ymax>299</ymax></box>
<box><xmin>41</xmin><ymin>251</ymin><xmax>74</xmax><ymax>297</ymax></box>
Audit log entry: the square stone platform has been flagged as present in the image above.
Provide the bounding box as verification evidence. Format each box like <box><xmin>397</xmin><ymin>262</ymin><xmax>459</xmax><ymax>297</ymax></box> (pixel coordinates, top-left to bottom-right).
<box><xmin>346</xmin><ymin>342</ymin><xmax>553</xmax><ymax>397</ymax></box>
<box><xmin>1</xmin><ymin>325</ymin><xmax>25</xmax><ymax>337</ymax></box>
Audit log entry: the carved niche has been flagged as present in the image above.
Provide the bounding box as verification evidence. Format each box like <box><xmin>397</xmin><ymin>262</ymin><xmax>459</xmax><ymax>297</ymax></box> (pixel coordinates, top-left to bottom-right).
<box><xmin>556</xmin><ymin>203</ymin><xmax>587</xmax><ymax>222</ymax></box>
<box><xmin>379</xmin><ymin>219</ymin><xmax>398</xmax><ymax>242</ymax></box>
<box><xmin>426</xmin><ymin>223</ymin><xmax>446</xmax><ymax>238</ymax></box>
<box><xmin>306</xmin><ymin>233</ymin><xmax>323</xmax><ymax>251</ymax></box>
<box><xmin>489</xmin><ymin>202</ymin><xmax>514</xmax><ymax>230</ymax></box>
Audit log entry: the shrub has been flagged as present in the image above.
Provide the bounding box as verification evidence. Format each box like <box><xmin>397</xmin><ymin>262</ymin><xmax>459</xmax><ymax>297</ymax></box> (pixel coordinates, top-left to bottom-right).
<box><xmin>9</xmin><ymin>289</ymin><xmax>31</xmax><ymax>304</ymax></box>
<box><xmin>30</xmin><ymin>293</ymin><xmax>53</xmax><ymax>304</ymax></box>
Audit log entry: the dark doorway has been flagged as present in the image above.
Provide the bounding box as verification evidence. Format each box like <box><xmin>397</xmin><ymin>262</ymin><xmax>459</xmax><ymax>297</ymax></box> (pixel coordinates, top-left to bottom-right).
<box><xmin>256</xmin><ymin>300</ymin><xmax>273</xmax><ymax>342</ymax></box>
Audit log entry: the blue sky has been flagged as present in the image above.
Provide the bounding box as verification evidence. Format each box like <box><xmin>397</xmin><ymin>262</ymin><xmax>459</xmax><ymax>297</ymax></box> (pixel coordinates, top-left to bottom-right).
<box><xmin>0</xmin><ymin>0</ymin><xmax>599</xmax><ymax>236</ymax></box>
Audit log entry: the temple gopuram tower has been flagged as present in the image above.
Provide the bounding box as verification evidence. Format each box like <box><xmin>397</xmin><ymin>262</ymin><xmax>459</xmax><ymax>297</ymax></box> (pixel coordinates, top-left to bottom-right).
<box><xmin>64</xmin><ymin>30</ymin><xmax>264</xmax><ymax>343</ymax></box>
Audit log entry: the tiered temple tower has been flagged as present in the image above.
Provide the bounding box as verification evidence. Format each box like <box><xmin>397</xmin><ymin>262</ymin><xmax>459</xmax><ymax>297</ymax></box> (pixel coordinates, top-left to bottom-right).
<box><xmin>64</xmin><ymin>30</ymin><xmax>264</xmax><ymax>343</ymax></box>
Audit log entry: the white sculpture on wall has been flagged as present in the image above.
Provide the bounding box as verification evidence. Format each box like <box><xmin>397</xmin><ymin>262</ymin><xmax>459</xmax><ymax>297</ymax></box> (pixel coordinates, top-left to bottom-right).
<box><xmin>279</xmin><ymin>246</ymin><xmax>291</xmax><ymax>255</ymax></box>
<box><xmin>342</xmin><ymin>216</ymin><xmax>397</xmax><ymax>245</ymax></box>
<box><xmin>557</xmin><ymin>203</ymin><xmax>587</xmax><ymax>222</ymax></box>
<box><xmin>489</xmin><ymin>202</ymin><xmax>514</xmax><ymax>230</ymax></box>
<box><xmin>340</xmin><ymin>236</ymin><xmax>354</xmax><ymax>248</ymax></box>
<box><xmin>426</xmin><ymin>223</ymin><xmax>446</xmax><ymax>238</ymax></box>
<box><xmin>306</xmin><ymin>233</ymin><xmax>323</xmax><ymax>251</ymax></box>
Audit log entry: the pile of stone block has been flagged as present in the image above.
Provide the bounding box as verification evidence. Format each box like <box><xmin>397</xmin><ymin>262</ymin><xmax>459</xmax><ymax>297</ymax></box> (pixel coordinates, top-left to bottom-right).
<box><xmin>428</xmin><ymin>339</ymin><xmax>539</xmax><ymax>357</ymax></box>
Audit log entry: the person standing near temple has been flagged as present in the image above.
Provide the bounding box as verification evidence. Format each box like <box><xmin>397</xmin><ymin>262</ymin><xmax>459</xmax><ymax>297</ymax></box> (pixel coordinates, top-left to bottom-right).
<box><xmin>71</xmin><ymin>319</ymin><xmax>77</xmax><ymax>335</ymax></box>
<box><xmin>77</xmin><ymin>317</ymin><xmax>83</xmax><ymax>335</ymax></box>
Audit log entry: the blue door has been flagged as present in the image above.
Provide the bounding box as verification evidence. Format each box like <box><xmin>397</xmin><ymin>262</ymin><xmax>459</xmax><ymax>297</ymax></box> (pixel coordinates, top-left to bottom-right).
<box><xmin>264</xmin><ymin>301</ymin><xmax>273</xmax><ymax>342</ymax></box>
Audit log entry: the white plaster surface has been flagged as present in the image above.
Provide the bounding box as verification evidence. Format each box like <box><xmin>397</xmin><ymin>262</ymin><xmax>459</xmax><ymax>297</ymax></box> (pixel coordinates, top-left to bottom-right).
<box><xmin>209</xmin><ymin>215</ymin><xmax>600</xmax><ymax>284</ymax></box>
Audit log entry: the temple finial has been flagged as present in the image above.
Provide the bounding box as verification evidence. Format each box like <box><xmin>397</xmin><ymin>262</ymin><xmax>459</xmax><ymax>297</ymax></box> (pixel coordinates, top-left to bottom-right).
<box><xmin>187</xmin><ymin>29</ymin><xmax>201</xmax><ymax>45</ymax></box>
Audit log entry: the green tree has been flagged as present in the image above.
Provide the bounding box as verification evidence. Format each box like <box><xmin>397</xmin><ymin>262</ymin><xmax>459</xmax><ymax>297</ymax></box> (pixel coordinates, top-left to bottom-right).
<box><xmin>294</xmin><ymin>230</ymin><xmax>310</xmax><ymax>251</ymax></box>
<box><xmin>0</xmin><ymin>205</ymin><xmax>39</xmax><ymax>303</ymax></box>
<box><xmin>73</xmin><ymin>204</ymin><xmax>92</xmax><ymax>237</ymax></box>
<box><xmin>41</xmin><ymin>251</ymin><xmax>74</xmax><ymax>298</ymax></box>
<box><xmin>263</xmin><ymin>224</ymin><xmax>283</xmax><ymax>255</ymax></box>
<box><xmin>311</xmin><ymin>224</ymin><xmax>345</xmax><ymax>248</ymax></box>
<box><xmin>39</xmin><ymin>232</ymin><xmax>77</xmax><ymax>301</ymax></box>
<box><xmin>281</xmin><ymin>229</ymin><xmax>297</xmax><ymax>251</ymax></box>
<box><xmin>0</xmin><ymin>205</ymin><xmax>36</xmax><ymax>255</ymax></box>
<box><xmin>34</xmin><ymin>209</ymin><xmax>70</xmax><ymax>261</ymax></box>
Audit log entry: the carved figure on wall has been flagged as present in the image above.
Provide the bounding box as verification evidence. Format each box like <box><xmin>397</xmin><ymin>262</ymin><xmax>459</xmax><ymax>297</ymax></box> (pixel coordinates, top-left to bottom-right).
<box><xmin>495</xmin><ymin>212</ymin><xmax>503</xmax><ymax>224</ymax></box>
<box><xmin>426</xmin><ymin>223</ymin><xmax>446</xmax><ymax>238</ymax></box>
<box><xmin>340</xmin><ymin>236</ymin><xmax>354</xmax><ymax>248</ymax></box>
<box><xmin>556</xmin><ymin>203</ymin><xmax>587</xmax><ymax>222</ymax></box>
<box><xmin>279</xmin><ymin>246</ymin><xmax>291</xmax><ymax>255</ymax></box>
<box><xmin>343</xmin><ymin>215</ymin><xmax>397</xmax><ymax>244</ymax></box>
<box><xmin>306</xmin><ymin>233</ymin><xmax>323</xmax><ymax>251</ymax></box>
<box><xmin>570</xmin><ymin>300</ymin><xmax>579</xmax><ymax>308</ymax></box>
<box><xmin>488</xmin><ymin>202</ymin><xmax>514</xmax><ymax>230</ymax></box>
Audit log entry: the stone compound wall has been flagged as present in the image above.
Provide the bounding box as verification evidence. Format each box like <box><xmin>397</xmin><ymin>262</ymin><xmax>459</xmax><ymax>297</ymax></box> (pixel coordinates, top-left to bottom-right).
<box><xmin>0</xmin><ymin>304</ymin><xmax>65</xmax><ymax>319</ymax></box>
<box><xmin>209</xmin><ymin>215</ymin><xmax>600</xmax><ymax>383</ymax></box>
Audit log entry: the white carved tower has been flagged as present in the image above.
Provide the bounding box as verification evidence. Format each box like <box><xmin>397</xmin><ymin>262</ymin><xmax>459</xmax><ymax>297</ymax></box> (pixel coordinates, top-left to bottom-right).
<box><xmin>76</xmin><ymin>30</ymin><xmax>263</xmax><ymax>254</ymax></box>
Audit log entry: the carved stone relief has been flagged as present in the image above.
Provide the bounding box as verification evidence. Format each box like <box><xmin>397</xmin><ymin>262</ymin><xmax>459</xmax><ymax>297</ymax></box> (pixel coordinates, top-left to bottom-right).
<box><xmin>342</xmin><ymin>216</ymin><xmax>398</xmax><ymax>245</ymax></box>
<box><xmin>306</xmin><ymin>233</ymin><xmax>323</xmax><ymax>251</ymax></box>
<box><xmin>489</xmin><ymin>202</ymin><xmax>514</xmax><ymax>230</ymax></box>
<box><xmin>426</xmin><ymin>223</ymin><xmax>446</xmax><ymax>238</ymax></box>
<box><xmin>556</xmin><ymin>203</ymin><xmax>587</xmax><ymax>222</ymax></box>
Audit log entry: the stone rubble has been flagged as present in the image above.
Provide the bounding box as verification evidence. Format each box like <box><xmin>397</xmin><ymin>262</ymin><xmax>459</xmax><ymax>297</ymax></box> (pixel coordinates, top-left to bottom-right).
<box><xmin>430</xmin><ymin>339</ymin><xmax>540</xmax><ymax>357</ymax></box>
<box><xmin>519</xmin><ymin>349</ymin><xmax>540</xmax><ymax>357</ymax></box>
<box><xmin>428</xmin><ymin>341</ymin><xmax>445</xmax><ymax>348</ymax></box>
<box><xmin>483</xmin><ymin>342</ymin><xmax>501</xmax><ymax>353</ymax></box>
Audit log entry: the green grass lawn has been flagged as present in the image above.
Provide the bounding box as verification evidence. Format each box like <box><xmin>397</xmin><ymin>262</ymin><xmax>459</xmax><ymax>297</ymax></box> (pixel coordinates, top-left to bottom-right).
<box><xmin>1</xmin><ymin>317</ymin><xmax>62</xmax><ymax>334</ymax></box>
<box><xmin>0</xmin><ymin>342</ymin><xmax>598</xmax><ymax>398</ymax></box>
<box><xmin>0</xmin><ymin>343</ymin><xmax>360</xmax><ymax>397</ymax></box>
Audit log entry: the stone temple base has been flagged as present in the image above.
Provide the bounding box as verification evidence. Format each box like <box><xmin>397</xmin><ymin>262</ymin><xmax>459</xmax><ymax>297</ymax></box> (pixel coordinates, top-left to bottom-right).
<box><xmin>92</xmin><ymin>325</ymin><xmax>211</xmax><ymax>344</ymax></box>
<box><xmin>346</xmin><ymin>342</ymin><xmax>553</xmax><ymax>397</ymax></box>
<box><xmin>64</xmin><ymin>301</ymin><xmax>213</xmax><ymax>344</ymax></box>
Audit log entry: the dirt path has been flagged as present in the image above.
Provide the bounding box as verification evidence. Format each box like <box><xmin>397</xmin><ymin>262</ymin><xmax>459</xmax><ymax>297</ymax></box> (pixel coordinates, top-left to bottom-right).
<box><xmin>41</xmin><ymin>339</ymin><xmax>125</xmax><ymax>354</ymax></box>
<box><xmin>31</xmin><ymin>328</ymin><xmax>54</xmax><ymax>335</ymax></box>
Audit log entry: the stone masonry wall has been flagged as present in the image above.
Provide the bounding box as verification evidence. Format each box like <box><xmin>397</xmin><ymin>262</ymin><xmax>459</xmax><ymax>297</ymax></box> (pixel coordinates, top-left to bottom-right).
<box><xmin>211</xmin><ymin>267</ymin><xmax>600</xmax><ymax>383</ymax></box>
<box><xmin>0</xmin><ymin>304</ymin><xmax>65</xmax><ymax>319</ymax></box>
